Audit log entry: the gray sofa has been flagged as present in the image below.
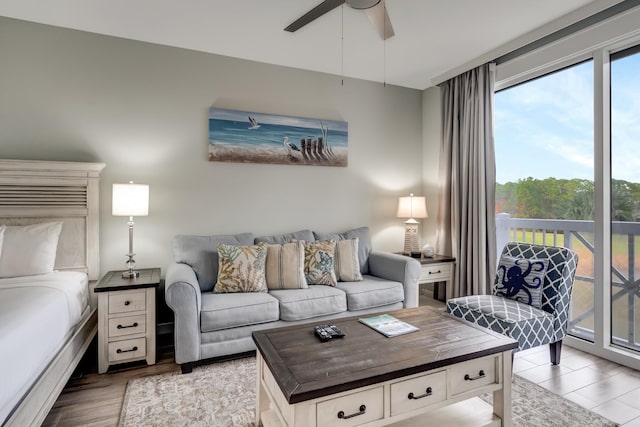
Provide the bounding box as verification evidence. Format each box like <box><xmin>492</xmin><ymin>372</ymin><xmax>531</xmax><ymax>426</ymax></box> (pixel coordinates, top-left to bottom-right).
<box><xmin>165</xmin><ymin>227</ymin><xmax>421</xmax><ymax>373</ymax></box>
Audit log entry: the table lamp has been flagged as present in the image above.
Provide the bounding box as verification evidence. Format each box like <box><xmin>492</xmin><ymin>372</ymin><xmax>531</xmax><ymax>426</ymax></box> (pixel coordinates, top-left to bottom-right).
<box><xmin>112</xmin><ymin>181</ymin><xmax>149</xmax><ymax>278</ymax></box>
<box><xmin>396</xmin><ymin>193</ymin><xmax>428</xmax><ymax>258</ymax></box>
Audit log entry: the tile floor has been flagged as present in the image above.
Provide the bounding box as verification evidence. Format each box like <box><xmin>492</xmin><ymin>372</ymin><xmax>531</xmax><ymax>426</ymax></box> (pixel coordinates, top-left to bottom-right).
<box><xmin>420</xmin><ymin>289</ymin><xmax>640</xmax><ymax>426</ymax></box>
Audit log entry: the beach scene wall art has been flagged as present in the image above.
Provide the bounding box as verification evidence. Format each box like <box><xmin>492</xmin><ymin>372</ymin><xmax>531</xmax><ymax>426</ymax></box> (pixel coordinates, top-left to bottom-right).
<box><xmin>208</xmin><ymin>108</ymin><xmax>348</xmax><ymax>167</ymax></box>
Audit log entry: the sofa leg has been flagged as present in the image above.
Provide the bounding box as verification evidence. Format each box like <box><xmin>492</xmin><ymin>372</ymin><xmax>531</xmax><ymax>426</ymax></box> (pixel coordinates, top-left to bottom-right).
<box><xmin>549</xmin><ymin>341</ymin><xmax>562</xmax><ymax>365</ymax></box>
<box><xmin>181</xmin><ymin>362</ymin><xmax>194</xmax><ymax>374</ymax></box>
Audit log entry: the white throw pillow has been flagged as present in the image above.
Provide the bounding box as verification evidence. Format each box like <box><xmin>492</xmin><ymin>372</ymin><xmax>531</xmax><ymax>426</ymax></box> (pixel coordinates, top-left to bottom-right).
<box><xmin>0</xmin><ymin>221</ymin><xmax>63</xmax><ymax>278</ymax></box>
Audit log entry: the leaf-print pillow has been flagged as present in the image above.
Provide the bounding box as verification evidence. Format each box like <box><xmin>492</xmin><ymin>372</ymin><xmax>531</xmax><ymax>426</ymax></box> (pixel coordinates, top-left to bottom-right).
<box><xmin>214</xmin><ymin>242</ymin><xmax>268</xmax><ymax>293</ymax></box>
<box><xmin>303</xmin><ymin>240</ymin><xmax>337</xmax><ymax>286</ymax></box>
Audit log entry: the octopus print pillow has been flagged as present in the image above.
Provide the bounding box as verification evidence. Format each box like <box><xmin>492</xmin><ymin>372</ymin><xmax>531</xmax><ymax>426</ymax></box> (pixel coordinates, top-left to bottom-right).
<box><xmin>493</xmin><ymin>256</ymin><xmax>549</xmax><ymax>309</ymax></box>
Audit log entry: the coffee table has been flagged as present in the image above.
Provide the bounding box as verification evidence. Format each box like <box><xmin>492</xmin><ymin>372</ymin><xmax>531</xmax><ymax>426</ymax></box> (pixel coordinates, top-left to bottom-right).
<box><xmin>252</xmin><ymin>306</ymin><xmax>518</xmax><ymax>427</ymax></box>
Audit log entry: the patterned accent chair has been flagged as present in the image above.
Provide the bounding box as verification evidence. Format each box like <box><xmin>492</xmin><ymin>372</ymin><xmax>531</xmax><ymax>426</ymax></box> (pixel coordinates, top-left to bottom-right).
<box><xmin>446</xmin><ymin>242</ymin><xmax>579</xmax><ymax>365</ymax></box>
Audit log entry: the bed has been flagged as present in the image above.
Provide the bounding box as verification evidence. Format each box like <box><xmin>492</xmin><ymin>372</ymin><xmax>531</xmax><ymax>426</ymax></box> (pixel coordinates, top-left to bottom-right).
<box><xmin>0</xmin><ymin>159</ymin><xmax>105</xmax><ymax>427</ymax></box>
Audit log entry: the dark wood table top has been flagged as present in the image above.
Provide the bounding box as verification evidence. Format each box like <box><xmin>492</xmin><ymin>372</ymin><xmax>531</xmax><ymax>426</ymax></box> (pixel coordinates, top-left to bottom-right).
<box><xmin>252</xmin><ymin>306</ymin><xmax>517</xmax><ymax>404</ymax></box>
<box><xmin>94</xmin><ymin>268</ymin><xmax>161</xmax><ymax>292</ymax></box>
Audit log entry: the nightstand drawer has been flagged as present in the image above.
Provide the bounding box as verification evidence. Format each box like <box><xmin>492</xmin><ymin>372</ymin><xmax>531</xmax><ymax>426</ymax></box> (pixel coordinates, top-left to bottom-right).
<box><xmin>108</xmin><ymin>337</ymin><xmax>146</xmax><ymax>362</ymax></box>
<box><xmin>108</xmin><ymin>290</ymin><xmax>146</xmax><ymax>314</ymax></box>
<box><xmin>108</xmin><ymin>314</ymin><xmax>146</xmax><ymax>338</ymax></box>
<box><xmin>419</xmin><ymin>263</ymin><xmax>452</xmax><ymax>282</ymax></box>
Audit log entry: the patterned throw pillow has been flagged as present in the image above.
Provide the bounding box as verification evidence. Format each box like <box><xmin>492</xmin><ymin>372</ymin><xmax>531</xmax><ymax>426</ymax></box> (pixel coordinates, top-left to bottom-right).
<box><xmin>493</xmin><ymin>255</ymin><xmax>549</xmax><ymax>308</ymax></box>
<box><xmin>334</xmin><ymin>238</ymin><xmax>363</xmax><ymax>282</ymax></box>
<box><xmin>214</xmin><ymin>242</ymin><xmax>268</xmax><ymax>293</ymax></box>
<box><xmin>303</xmin><ymin>240</ymin><xmax>337</xmax><ymax>286</ymax></box>
<box><xmin>265</xmin><ymin>241</ymin><xmax>308</xmax><ymax>290</ymax></box>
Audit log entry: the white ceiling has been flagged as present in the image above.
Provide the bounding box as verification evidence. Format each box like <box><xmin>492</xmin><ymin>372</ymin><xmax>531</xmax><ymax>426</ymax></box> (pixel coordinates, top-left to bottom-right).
<box><xmin>0</xmin><ymin>0</ymin><xmax>623</xmax><ymax>89</ymax></box>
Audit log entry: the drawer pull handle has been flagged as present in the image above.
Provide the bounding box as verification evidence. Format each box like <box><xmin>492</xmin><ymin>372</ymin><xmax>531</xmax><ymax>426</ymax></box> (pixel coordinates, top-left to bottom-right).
<box><xmin>124</xmin><ymin>301</ymin><xmax>131</xmax><ymax>306</ymax></box>
<box><xmin>337</xmin><ymin>405</ymin><xmax>366</xmax><ymax>420</ymax></box>
<box><xmin>428</xmin><ymin>270</ymin><xmax>442</xmax><ymax>274</ymax></box>
<box><xmin>116</xmin><ymin>346</ymin><xmax>138</xmax><ymax>354</ymax></box>
<box><xmin>117</xmin><ymin>322</ymin><xmax>139</xmax><ymax>329</ymax></box>
<box><xmin>464</xmin><ymin>370</ymin><xmax>485</xmax><ymax>381</ymax></box>
<box><xmin>408</xmin><ymin>387</ymin><xmax>432</xmax><ymax>400</ymax></box>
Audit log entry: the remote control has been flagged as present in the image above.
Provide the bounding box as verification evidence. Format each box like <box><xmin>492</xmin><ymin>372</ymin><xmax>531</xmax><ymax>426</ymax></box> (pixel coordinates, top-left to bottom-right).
<box><xmin>314</xmin><ymin>325</ymin><xmax>332</xmax><ymax>342</ymax></box>
<box><xmin>324</xmin><ymin>324</ymin><xmax>345</xmax><ymax>338</ymax></box>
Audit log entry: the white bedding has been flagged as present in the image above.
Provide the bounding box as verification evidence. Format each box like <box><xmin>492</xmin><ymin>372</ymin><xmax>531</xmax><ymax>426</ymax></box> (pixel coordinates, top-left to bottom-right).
<box><xmin>0</xmin><ymin>271</ymin><xmax>89</xmax><ymax>424</ymax></box>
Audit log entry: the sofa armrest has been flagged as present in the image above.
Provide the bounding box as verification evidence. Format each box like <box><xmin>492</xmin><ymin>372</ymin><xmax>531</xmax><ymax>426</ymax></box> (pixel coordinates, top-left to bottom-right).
<box><xmin>368</xmin><ymin>251</ymin><xmax>421</xmax><ymax>308</ymax></box>
<box><xmin>165</xmin><ymin>262</ymin><xmax>202</xmax><ymax>364</ymax></box>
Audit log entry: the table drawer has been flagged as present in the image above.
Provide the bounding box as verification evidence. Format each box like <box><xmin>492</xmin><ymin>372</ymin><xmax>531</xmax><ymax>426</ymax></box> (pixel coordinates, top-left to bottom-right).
<box><xmin>390</xmin><ymin>370</ymin><xmax>446</xmax><ymax>416</ymax></box>
<box><xmin>317</xmin><ymin>387</ymin><xmax>383</xmax><ymax>427</ymax></box>
<box><xmin>108</xmin><ymin>314</ymin><xmax>146</xmax><ymax>338</ymax></box>
<box><xmin>419</xmin><ymin>263</ymin><xmax>452</xmax><ymax>282</ymax></box>
<box><xmin>449</xmin><ymin>356</ymin><xmax>497</xmax><ymax>396</ymax></box>
<box><xmin>108</xmin><ymin>337</ymin><xmax>146</xmax><ymax>362</ymax></box>
<box><xmin>108</xmin><ymin>290</ymin><xmax>146</xmax><ymax>314</ymax></box>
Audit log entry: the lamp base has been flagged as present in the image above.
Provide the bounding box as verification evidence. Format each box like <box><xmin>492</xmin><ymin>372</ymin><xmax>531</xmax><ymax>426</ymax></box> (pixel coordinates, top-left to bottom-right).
<box><xmin>409</xmin><ymin>251</ymin><xmax>422</xmax><ymax>258</ymax></box>
<box><xmin>122</xmin><ymin>270</ymin><xmax>140</xmax><ymax>279</ymax></box>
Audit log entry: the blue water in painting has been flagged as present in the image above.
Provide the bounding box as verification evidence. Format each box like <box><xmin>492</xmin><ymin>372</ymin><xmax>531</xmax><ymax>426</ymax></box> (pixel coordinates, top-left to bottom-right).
<box><xmin>209</xmin><ymin>119</ymin><xmax>348</xmax><ymax>149</ymax></box>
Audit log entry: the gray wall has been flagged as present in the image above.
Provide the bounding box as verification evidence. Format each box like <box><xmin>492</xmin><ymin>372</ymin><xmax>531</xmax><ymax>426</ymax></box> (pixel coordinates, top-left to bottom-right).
<box><xmin>0</xmin><ymin>17</ymin><xmax>426</xmax><ymax>275</ymax></box>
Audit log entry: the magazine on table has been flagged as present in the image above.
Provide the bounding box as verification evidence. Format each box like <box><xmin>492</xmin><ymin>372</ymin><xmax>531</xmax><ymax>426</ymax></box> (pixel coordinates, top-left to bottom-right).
<box><xmin>358</xmin><ymin>314</ymin><xmax>419</xmax><ymax>337</ymax></box>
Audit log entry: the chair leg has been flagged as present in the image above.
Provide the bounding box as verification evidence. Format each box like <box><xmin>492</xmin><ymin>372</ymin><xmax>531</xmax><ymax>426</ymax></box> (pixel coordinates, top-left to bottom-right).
<box><xmin>181</xmin><ymin>362</ymin><xmax>194</xmax><ymax>374</ymax></box>
<box><xmin>549</xmin><ymin>340</ymin><xmax>562</xmax><ymax>365</ymax></box>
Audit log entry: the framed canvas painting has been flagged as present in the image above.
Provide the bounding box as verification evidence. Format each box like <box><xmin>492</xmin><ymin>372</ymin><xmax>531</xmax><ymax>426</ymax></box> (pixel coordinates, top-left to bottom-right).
<box><xmin>208</xmin><ymin>108</ymin><xmax>348</xmax><ymax>167</ymax></box>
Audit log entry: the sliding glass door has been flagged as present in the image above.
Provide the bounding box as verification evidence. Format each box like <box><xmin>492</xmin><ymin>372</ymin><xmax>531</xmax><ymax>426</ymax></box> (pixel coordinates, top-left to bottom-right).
<box><xmin>610</xmin><ymin>45</ymin><xmax>640</xmax><ymax>352</ymax></box>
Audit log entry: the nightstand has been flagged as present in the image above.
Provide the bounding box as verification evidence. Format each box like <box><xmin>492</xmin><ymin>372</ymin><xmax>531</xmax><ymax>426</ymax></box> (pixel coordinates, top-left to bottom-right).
<box><xmin>94</xmin><ymin>268</ymin><xmax>160</xmax><ymax>374</ymax></box>
<box><xmin>417</xmin><ymin>255</ymin><xmax>456</xmax><ymax>302</ymax></box>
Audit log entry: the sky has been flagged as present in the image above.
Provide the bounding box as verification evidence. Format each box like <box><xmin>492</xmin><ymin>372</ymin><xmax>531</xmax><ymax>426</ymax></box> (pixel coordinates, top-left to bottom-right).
<box><xmin>494</xmin><ymin>51</ymin><xmax>640</xmax><ymax>184</ymax></box>
<box><xmin>209</xmin><ymin>108</ymin><xmax>348</xmax><ymax>133</ymax></box>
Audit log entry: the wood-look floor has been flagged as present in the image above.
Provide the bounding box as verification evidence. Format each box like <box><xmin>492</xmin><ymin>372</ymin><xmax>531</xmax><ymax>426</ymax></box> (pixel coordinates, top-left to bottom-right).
<box><xmin>42</xmin><ymin>342</ymin><xmax>179</xmax><ymax>427</ymax></box>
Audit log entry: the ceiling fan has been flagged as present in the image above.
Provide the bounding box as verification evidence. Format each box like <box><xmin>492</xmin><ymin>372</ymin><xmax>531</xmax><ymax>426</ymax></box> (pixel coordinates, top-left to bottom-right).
<box><xmin>284</xmin><ymin>0</ymin><xmax>395</xmax><ymax>40</ymax></box>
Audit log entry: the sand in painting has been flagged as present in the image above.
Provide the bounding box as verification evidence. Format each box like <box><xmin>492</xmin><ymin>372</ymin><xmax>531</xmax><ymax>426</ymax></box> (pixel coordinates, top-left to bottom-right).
<box><xmin>208</xmin><ymin>145</ymin><xmax>347</xmax><ymax>167</ymax></box>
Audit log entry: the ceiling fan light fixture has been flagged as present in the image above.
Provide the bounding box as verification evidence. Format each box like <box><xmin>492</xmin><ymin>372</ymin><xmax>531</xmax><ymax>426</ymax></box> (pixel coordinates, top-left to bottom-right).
<box><xmin>346</xmin><ymin>0</ymin><xmax>381</xmax><ymax>10</ymax></box>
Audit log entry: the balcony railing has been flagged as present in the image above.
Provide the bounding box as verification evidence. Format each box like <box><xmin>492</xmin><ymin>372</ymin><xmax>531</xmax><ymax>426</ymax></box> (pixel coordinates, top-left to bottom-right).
<box><xmin>496</xmin><ymin>212</ymin><xmax>640</xmax><ymax>352</ymax></box>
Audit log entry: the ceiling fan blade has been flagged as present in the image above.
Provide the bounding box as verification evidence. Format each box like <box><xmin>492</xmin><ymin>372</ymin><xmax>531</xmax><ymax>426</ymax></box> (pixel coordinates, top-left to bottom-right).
<box><xmin>284</xmin><ymin>0</ymin><xmax>346</xmax><ymax>33</ymax></box>
<box><xmin>364</xmin><ymin>1</ymin><xmax>395</xmax><ymax>40</ymax></box>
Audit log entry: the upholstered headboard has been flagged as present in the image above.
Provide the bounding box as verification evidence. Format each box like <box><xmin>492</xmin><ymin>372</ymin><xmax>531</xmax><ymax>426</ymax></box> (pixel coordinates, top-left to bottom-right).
<box><xmin>0</xmin><ymin>159</ymin><xmax>106</xmax><ymax>280</ymax></box>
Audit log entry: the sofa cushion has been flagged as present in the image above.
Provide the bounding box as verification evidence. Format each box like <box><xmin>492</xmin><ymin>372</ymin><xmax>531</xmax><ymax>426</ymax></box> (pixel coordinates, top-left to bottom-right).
<box><xmin>334</xmin><ymin>238</ymin><xmax>363</xmax><ymax>282</ymax></box>
<box><xmin>255</xmin><ymin>229</ymin><xmax>315</xmax><ymax>244</ymax></box>
<box><xmin>336</xmin><ymin>276</ymin><xmax>404</xmax><ymax>311</ymax></box>
<box><xmin>200</xmin><ymin>292</ymin><xmax>279</xmax><ymax>332</ymax></box>
<box><xmin>266</xmin><ymin>241</ymin><xmax>308</xmax><ymax>290</ymax></box>
<box><xmin>313</xmin><ymin>226</ymin><xmax>372</xmax><ymax>274</ymax></box>
<box><xmin>172</xmin><ymin>233</ymin><xmax>254</xmax><ymax>292</ymax></box>
<box><xmin>304</xmin><ymin>240</ymin><xmax>338</xmax><ymax>286</ymax></box>
<box><xmin>214</xmin><ymin>242</ymin><xmax>268</xmax><ymax>293</ymax></box>
<box><xmin>268</xmin><ymin>285</ymin><xmax>347</xmax><ymax>321</ymax></box>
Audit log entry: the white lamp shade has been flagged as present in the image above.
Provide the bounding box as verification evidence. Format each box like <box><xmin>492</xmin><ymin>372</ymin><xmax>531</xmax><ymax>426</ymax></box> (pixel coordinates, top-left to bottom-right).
<box><xmin>396</xmin><ymin>194</ymin><xmax>428</xmax><ymax>219</ymax></box>
<box><xmin>112</xmin><ymin>183</ymin><xmax>149</xmax><ymax>216</ymax></box>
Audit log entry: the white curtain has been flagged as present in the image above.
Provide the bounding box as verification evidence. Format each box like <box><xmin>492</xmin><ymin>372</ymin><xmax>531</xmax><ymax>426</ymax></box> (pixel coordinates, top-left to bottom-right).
<box><xmin>437</xmin><ymin>63</ymin><xmax>496</xmax><ymax>297</ymax></box>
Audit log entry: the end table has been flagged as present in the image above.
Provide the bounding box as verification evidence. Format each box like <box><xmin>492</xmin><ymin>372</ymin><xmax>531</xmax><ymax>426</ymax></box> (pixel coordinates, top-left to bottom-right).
<box><xmin>416</xmin><ymin>255</ymin><xmax>456</xmax><ymax>302</ymax></box>
<box><xmin>94</xmin><ymin>268</ymin><xmax>160</xmax><ymax>374</ymax></box>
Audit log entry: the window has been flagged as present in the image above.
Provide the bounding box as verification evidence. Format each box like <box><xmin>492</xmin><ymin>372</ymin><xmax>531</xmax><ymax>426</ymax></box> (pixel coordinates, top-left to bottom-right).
<box><xmin>495</xmin><ymin>61</ymin><xmax>595</xmax><ymax>342</ymax></box>
<box><xmin>610</xmin><ymin>45</ymin><xmax>640</xmax><ymax>352</ymax></box>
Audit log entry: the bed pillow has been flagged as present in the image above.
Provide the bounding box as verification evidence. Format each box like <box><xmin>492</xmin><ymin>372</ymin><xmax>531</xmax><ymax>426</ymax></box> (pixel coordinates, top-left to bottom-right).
<box><xmin>0</xmin><ymin>225</ymin><xmax>5</xmax><ymax>259</ymax></box>
<box><xmin>214</xmin><ymin>242</ymin><xmax>268</xmax><ymax>293</ymax></box>
<box><xmin>0</xmin><ymin>221</ymin><xmax>63</xmax><ymax>278</ymax></box>
<box><xmin>493</xmin><ymin>255</ymin><xmax>549</xmax><ymax>308</ymax></box>
<box><xmin>303</xmin><ymin>240</ymin><xmax>337</xmax><ymax>286</ymax></box>
<box><xmin>265</xmin><ymin>241</ymin><xmax>308</xmax><ymax>290</ymax></box>
<box><xmin>334</xmin><ymin>238</ymin><xmax>363</xmax><ymax>282</ymax></box>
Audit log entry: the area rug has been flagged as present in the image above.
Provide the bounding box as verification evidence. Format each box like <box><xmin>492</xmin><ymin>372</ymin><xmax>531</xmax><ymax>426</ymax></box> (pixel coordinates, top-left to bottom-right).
<box><xmin>119</xmin><ymin>356</ymin><xmax>618</xmax><ymax>427</ymax></box>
